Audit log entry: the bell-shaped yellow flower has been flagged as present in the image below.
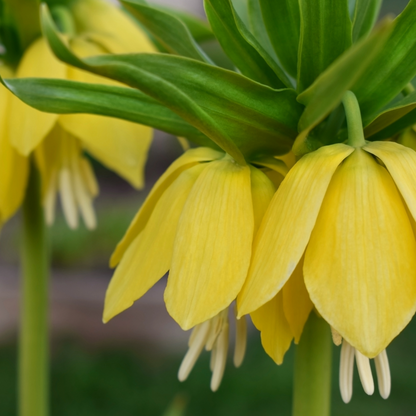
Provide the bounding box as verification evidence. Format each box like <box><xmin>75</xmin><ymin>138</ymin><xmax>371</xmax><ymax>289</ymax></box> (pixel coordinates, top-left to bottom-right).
<box><xmin>6</xmin><ymin>0</ymin><xmax>155</xmax><ymax>228</ymax></box>
<box><xmin>104</xmin><ymin>147</ymin><xmax>284</xmax><ymax>331</ymax></box>
<box><xmin>238</xmin><ymin>141</ymin><xmax>416</xmax><ymax>360</ymax></box>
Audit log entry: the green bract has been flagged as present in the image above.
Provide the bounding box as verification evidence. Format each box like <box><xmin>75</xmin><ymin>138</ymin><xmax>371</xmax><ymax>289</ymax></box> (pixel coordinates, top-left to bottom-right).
<box><xmin>4</xmin><ymin>0</ymin><xmax>416</xmax><ymax>161</ymax></box>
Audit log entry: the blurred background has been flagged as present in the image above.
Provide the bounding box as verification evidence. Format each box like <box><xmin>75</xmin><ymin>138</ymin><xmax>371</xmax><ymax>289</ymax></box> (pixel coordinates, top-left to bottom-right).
<box><xmin>0</xmin><ymin>0</ymin><xmax>415</xmax><ymax>415</ymax></box>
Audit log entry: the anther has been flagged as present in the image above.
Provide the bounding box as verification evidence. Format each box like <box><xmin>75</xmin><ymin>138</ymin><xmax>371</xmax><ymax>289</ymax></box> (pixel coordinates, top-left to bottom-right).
<box><xmin>374</xmin><ymin>349</ymin><xmax>391</xmax><ymax>399</ymax></box>
<box><xmin>339</xmin><ymin>340</ymin><xmax>354</xmax><ymax>403</ymax></box>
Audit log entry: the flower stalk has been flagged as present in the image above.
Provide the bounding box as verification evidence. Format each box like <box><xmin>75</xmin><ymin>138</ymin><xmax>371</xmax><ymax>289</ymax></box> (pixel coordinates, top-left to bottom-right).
<box><xmin>292</xmin><ymin>312</ymin><xmax>332</xmax><ymax>416</ymax></box>
<box><xmin>19</xmin><ymin>164</ymin><xmax>50</xmax><ymax>416</ymax></box>
<box><xmin>342</xmin><ymin>91</ymin><xmax>366</xmax><ymax>148</ymax></box>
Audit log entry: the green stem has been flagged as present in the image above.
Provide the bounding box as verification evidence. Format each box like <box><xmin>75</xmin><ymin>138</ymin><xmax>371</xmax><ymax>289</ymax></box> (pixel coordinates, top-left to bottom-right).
<box><xmin>342</xmin><ymin>91</ymin><xmax>366</xmax><ymax>148</ymax></box>
<box><xmin>292</xmin><ymin>312</ymin><xmax>332</xmax><ymax>416</ymax></box>
<box><xmin>19</xmin><ymin>165</ymin><xmax>49</xmax><ymax>416</ymax></box>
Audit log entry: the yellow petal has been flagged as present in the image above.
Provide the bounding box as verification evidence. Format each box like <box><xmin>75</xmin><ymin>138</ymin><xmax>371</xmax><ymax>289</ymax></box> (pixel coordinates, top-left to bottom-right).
<box><xmin>250</xmin><ymin>291</ymin><xmax>293</xmax><ymax>365</ymax></box>
<box><xmin>165</xmin><ymin>158</ymin><xmax>254</xmax><ymax>330</ymax></box>
<box><xmin>70</xmin><ymin>0</ymin><xmax>155</xmax><ymax>54</ymax></box>
<box><xmin>110</xmin><ymin>147</ymin><xmax>223</xmax><ymax>267</ymax></box>
<box><xmin>363</xmin><ymin>141</ymin><xmax>416</xmax><ymax>223</ymax></box>
<box><xmin>0</xmin><ymin>87</ymin><xmax>28</xmax><ymax>220</ymax></box>
<box><xmin>103</xmin><ymin>163</ymin><xmax>205</xmax><ymax>322</ymax></box>
<box><xmin>9</xmin><ymin>38</ymin><xmax>66</xmax><ymax>155</ymax></box>
<box><xmin>282</xmin><ymin>257</ymin><xmax>313</xmax><ymax>344</ymax></box>
<box><xmin>250</xmin><ymin>166</ymin><xmax>276</xmax><ymax>234</ymax></box>
<box><xmin>304</xmin><ymin>149</ymin><xmax>416</xmax><ymax>357</ymax></box>
<box><xmin>237</xmin><ymin>144</ymin><xmax>353</xmax><ymax>316</ymax></box>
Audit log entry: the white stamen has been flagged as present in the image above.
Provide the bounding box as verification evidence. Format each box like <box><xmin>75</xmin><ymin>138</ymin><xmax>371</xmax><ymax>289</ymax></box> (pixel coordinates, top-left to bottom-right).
<box><xmin>339</xmin><ymin>340</ymin><xmax>355</xmax><ymax>403</ymax></box>
<box><xmin>178</xmin><ymin>321</ymin><xmax>210</xmax><ymax>382</ymax></box>
<box><xmin>374</xmin><ymin>349</ymin><xmax>391</xmax><ymax>399</ymax></box>
<box><xmin>331</xmin><ymin>327</ymin><xmax>342</xmax><ymax>346</ymax></box>
<box><xmin>355</xmin><ymin>348</ymin><xmax>375</xmax><ymax>395</ymax></box>
<box><xmin>70</xmin><ymin>145</ymin><xmax>96</xmax><ymax>230</ymax></box>
<box><xmin>210</xmin><ymin>344</ymin><xmax>217</xmax><ymax>372</ymax></box>
<box><xmin>59</xmin><ymin>168</ymin><xmax>78</xmax><ymax>229</ymax></box>
<box><xmin>210</xmin><ymin>322</ymin><xmax>229</xmax><ymax>392</ymax></box>
<box><xmin>234</xmin><ymin>315</ymin><xmax>247</xmax><ymax>368</ymax></box>
<box><xmin>205</xmin><ymin>314</ymin><xmax>222</xmax><ymax>351</ymax></box>
<box><xmin>44</xmin><ymin>171</ymin><xmax>58</xmax><ymax>226</ymax></box>
<box><xmin>80</xmin><ymin>158</ymin><xmax>99</xmax><ymax>197</ymax></box>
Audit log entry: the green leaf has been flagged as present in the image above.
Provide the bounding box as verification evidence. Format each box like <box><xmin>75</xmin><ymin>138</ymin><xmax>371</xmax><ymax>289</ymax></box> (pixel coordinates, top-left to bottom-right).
<box><xmin>121</xmin><ymin>0</ymin><xmax>212</xmax><ymax>63</ymax></box>
<box><xmin>351</xmin><ymin>0</ymin><xmax>416</xmax><ymax>118</ymax></box>
<box><xmin>41</xmin><ymin>4</ymin><xmax>304</xmax><ymax>161</ymax></box>
<box><xmin>203</xmin><ymin>0</ymin><xmax>289</xmax><ymax>88</ymax></box>
<box><xmin>2</xmin><ymin>77</ymin><xmax>213</xmax><ymax>147</ymax></box>
<box><xmin>352</xmin><ymin>0</ymin><xmax>382</xmax><ymax>42</ymax></box>
<box><xmin>293</xmin><ymin>17</ymin><xmax>394</xmax><ymax>155</ymax></box>
<box><xmin>231</xmin><ymin>0</ymin><xmax>292</xmax><ymax>88</ymax></box>
<box><xmin>247</xmin><ymin>0</ymin><xmax>277</xmax><ymax>60</ymax></box>
<box><xmin>363</xmin><ymin>91</ymin><xmax>416</xmax><ymax>139</ymax></box>
<box><xmin>297</xmin><ymin>0</ymin><xmax>352</xmax><ymax>92</ymax></box>
<box><xmin>153</xmin><ymin>6</ymin><xmax>214</xmax><ymax>43</ymax></box>
<box><xmin>258</xmin><ymin>0</ymin><xmax>300</xmax><ymax>79</ymax></box>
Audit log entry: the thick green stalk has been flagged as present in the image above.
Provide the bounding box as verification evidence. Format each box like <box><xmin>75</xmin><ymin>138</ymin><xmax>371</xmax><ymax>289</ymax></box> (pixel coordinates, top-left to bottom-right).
<box><xmin>292</xmin><ymin>313</ymin><xmax>332</xmax><ymax>416</ymax></box>
<box><xmin>19</xmin><ymin>166</ymin><xmax>49</xmax><ymax>416</ymax></box>
<box><xmin>342</xmin><ymin>90</ymin><xmax>366</xmax><ymax>148</ymax></box>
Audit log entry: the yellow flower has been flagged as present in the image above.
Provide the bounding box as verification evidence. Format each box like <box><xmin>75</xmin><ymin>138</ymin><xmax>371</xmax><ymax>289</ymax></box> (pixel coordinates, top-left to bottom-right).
<box><xmin>104</xmin><ymin>146</ymin><xmax>289</xmax><ymax>389</ymax></box>
<box><xmin>0</xmin><ymin>66</ymin><xmax>28</xmax><ymax>226</ymax></box>
<box><xmin>6</xmin><ymin>0</ymin><xmax>155</xmax><ymax>228</ymax></box>
<box><xmin>104</xmin><ymin>148</ymin><xmax>287</xmax><ymax>327</ymax></box>
<box><xmin>238</xmin><ymin>141</ymin><xmax>416</xmax><ymax>362</ymax></box>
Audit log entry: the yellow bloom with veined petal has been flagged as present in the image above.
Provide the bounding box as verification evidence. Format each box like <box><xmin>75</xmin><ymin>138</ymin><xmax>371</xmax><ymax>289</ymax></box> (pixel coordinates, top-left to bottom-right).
<box><xmin>104</xmin><ymin>147</ymin><xmax>286</xmax><ymax>329</ymax></box>
<box><xmin>104</xmin><ymin>146</ymin><xmax>288</xmax><ymax>389</ymax></box>
<box><xmin>7</xmin><ymin>0</ymin><xmax>155</xmax><ymax>229</ymax></box>
<box><xmin>238</xmin><ymin>141</ymin><xmax>416</xmax><ymax>362</ymax></box>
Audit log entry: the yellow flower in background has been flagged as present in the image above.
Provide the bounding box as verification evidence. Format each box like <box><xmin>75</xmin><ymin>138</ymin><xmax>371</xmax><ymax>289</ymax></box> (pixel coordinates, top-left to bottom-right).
<box><xmin>0</xmin><ymin>66</ymin><xmax>28</xmax><ymax>227</ymax></box>
<box><xmin>238</xmin><ymin>141</ymin><xmax>416</xmax><ymax>362</ymax></box>
<box><xmin>6</xmin><ymin>0</ymin><xmax>155</xmax><ymax>229</ymax></box>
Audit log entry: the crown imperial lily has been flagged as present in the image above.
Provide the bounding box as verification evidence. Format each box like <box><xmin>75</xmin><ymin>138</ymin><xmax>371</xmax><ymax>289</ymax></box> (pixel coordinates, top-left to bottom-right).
<box><xmin>104</xmin><ymin>147</ymin><xmax>287</xmax><ymax>329</ymax></box>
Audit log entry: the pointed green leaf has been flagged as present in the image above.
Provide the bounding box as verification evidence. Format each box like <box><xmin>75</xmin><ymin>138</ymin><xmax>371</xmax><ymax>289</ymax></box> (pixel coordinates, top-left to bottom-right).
<box><xmin>353</xmin><ymin>0</ymin><xmax>416</xmax><ymax>118</ymax></box>
<box><xmin>152</xmin><ymin>6</ymin><xmax>214</xmax><ymax>43</ymax></box>
<box><xmin>203</xmin><ymin>0</ymin><xmax>288</xmax><ymax>88</ymax></box>
<box><xmin>231</xmin><ymin>0</ymin><xmax>292</xmax><ymax>88</ymax></box>
<box><xmin>121</xmin><ymin>0</ymin><xmax>212</xmax><ymax>63</ymax></box>
<box><xmin>258</xmin><ymin>0</ymin><xmax>300</xmax><ymax>79</ymax></box>
<box><xmin>352</xmin><ymin>0</ymin><xmax>382</xmax><ymax>42</ymax></box>
<box><xmin>363</xmin><ymin>91</ymin><xmax>416</xmax><ymax>139</ymax></box>
<box><xmin>297</xmin><ymin>0</ymin><xmax>352</xmax><ymax>92</ymax></box>
<box><xmin>41</xmin><ymin>4</ymin><xmax>304</xmax><ymax>160</ymax></box>
<box><xmin>247</xmin><ymin>0</ymin><xmax>277</xmax><ymax>60</ymax></box>
<box><xmin>293</xmin><ymin>18</ymin><xmax>394</xmax><ymax>154</ymax></box>
<box><xmin>2</xmin><ymin>77</ymin><xmax>213</xmax><ymax>147</ymax></box>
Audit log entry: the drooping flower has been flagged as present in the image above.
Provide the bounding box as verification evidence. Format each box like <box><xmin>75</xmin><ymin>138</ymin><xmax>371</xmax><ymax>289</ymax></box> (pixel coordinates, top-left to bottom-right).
<box><xmin>104</xmin><ymin>146</ymin><xmax>288</xmax><ymax>389</ymax></box>
<box><xmin>104</xmin><ymin>147</ymin><xmax>287</xmax><ymax>326</ymax></box>
<box><xmin>238</xmin><ymin>140</ymin><xmax>416</xmax><ymax>398</ymax></box>
<box><xmin>5</xmin><ymin>0</ymin><xmax>155</xmax><ymax>229</ymax></box>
